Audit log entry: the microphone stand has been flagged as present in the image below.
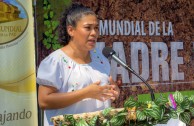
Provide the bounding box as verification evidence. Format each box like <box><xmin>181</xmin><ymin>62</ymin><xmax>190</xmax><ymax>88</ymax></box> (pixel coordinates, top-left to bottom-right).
<box><xmin>123</xmin><ymin>65</ymin><xmax>155</xmax><ymax>101</ymax></box>
<box><xmin>104</xmin><ymin>48</ymin><xmax>155</xmax><ymax>101</ymax></box>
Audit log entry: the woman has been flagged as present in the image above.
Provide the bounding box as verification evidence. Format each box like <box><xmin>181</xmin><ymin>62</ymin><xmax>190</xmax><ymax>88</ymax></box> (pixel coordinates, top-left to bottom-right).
<box><xmin>37</xmin><ymin>3</ymin><xmax>120</xmax><ymax>126</ymax></box>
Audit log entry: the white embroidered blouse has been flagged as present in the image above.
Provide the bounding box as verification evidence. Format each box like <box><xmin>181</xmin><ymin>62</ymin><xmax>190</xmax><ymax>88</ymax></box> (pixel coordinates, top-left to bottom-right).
<box><xmin>36</xmin><ymin>48</ymin><xmax>111</xmax><ymax>126</ymax></box>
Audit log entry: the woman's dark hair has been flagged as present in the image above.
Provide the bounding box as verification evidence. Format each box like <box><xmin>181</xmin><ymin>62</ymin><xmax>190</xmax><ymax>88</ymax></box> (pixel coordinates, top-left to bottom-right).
<box><xmin>58</xmin><ymin>3</ymin><xmax>96</xmax><ymax>45</ymax></box>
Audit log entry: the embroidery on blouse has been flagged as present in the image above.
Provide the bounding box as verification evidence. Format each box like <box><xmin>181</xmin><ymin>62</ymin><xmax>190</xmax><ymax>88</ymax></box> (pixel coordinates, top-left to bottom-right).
<box><xmin>60</xmin><ymin>54</ymin><xmax>71</xmax><ymax>69</ymax></box>
<box><xmin>71</xmin><ymin>82</ymin><xmax>79</xmax><ymax>91</ymax></box>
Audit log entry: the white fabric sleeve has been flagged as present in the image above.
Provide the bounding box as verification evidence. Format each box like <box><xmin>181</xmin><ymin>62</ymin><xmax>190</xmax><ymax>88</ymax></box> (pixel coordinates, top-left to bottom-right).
<box><xmin>36</xmin><ymin>55</ymin><xmax>63</xmax><ymax>90</ymax></box>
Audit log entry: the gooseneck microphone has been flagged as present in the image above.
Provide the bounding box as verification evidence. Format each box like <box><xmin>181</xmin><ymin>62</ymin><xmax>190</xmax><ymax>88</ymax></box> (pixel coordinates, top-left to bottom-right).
<box><xmin>102</xmin><ymin>47</ymin><xmax>155</xmax><ymax>101</ymax></box>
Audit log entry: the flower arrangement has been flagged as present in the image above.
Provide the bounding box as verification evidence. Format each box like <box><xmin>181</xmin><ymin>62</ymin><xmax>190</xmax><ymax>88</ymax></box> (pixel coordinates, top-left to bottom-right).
<box><xmin>51</xmin><ymin>91</ymin><xmax>194</xmax><ymax>126</ymax></box>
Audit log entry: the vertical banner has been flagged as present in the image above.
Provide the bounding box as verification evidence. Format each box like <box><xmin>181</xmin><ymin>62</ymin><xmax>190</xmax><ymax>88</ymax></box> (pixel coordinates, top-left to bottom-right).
<box><xmin>0</xmin><ymin>0</ymin><xmax>38</xmax><ymax>126</ymax></box>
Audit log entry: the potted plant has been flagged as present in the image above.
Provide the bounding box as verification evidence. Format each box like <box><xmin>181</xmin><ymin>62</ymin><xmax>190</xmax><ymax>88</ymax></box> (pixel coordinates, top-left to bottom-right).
<box><xmin>51</xmin><ymin>91</ymin><xmax>194</xmax><ymax>126</ymax></box>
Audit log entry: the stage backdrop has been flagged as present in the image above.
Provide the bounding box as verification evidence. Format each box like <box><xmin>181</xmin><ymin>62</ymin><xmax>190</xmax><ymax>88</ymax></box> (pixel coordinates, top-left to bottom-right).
<box><xmin>36</xmin><ymin>0</ymin><xmax>194</xmax><ymax>107</ymax></box>
<box><xmin>0</xmin><ymin>0</ymin><xmax>38</xmax><ymax>126</ymax></box>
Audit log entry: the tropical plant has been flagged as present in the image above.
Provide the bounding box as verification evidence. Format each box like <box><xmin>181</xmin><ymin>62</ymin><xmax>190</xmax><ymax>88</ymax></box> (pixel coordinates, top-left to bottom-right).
<box><xmin>42</xmin><ymin>0</ymin><xmax>71</xmax><ymax>50</ymax></box>
<box><xmin>51</xmin><ymin>91</ymin><xmax>194</xmax><ymax>126</ymax></box>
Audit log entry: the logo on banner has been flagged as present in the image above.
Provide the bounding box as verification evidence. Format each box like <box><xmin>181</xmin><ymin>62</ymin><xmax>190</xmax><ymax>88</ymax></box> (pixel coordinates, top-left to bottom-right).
<box><xmin>0</xmin><ymin>0</ymin><xmax>28</xmax><ymax>45</ymax></box>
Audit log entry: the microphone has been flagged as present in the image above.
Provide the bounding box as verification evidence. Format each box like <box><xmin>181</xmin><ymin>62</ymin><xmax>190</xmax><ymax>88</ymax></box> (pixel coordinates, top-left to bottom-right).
<box><xmin>102</xmin><ymin>47</ymin><xmax>155</xmax><ymax>101</ymax></box>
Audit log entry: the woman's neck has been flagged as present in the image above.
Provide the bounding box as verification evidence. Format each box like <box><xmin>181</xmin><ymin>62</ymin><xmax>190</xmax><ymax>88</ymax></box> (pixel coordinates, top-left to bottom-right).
<box><xmin>61</xmin><ymin>44</ymin><xmax>91</xmax><ymax>64</ymax></box>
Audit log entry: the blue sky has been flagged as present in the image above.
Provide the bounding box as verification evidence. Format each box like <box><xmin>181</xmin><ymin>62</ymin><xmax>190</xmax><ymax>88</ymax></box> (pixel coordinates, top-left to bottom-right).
<box><xmin>3</xmin><ymin>0</ymin><xmax>27</xmax><ymax>18</ymax></box>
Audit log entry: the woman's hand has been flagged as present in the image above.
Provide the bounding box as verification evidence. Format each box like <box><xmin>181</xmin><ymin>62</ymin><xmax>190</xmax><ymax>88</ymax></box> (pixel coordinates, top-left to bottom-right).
<box><xmin>109</xmin><ymin>76</ymin><xmax>120</xmax><ymax>101</ymax></box>
<box><xmin>85</xmin><ymin>81</ymin><xmax>116</xmax><ymax>101</ymax></box>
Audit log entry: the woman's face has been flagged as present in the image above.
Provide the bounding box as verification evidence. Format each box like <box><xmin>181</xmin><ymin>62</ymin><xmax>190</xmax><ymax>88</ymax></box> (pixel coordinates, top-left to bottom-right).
<box><xmin>69</xmin><ymin>14</ymin><xmax>99</xmax><ymax>51</ymax></box>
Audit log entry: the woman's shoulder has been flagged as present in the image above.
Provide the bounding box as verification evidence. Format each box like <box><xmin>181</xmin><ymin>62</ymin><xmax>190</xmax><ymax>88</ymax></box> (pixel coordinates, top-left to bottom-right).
<box><xmin>48</xmin><ymin>49</ymin><xmax>63</xmax><ymax>58</ymax></box>
<box><xmin>40</xmin><ymin>49</ymin><xmax>65</xmax><ymax>64</ymax></box>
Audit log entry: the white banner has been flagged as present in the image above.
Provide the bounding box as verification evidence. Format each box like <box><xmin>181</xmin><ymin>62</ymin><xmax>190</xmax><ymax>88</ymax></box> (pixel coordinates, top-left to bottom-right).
<box><xmin>0</xmin><ymin>0</ymin><xmax>38</xmax><ymax>125</ymax></box>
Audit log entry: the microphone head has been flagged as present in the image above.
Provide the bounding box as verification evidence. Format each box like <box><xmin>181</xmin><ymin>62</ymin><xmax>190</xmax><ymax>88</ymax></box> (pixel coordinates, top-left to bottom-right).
<box><xmin>102</xmin><ymin>47</ymin><xmax>116</xmax><ymax>58</ymax></box>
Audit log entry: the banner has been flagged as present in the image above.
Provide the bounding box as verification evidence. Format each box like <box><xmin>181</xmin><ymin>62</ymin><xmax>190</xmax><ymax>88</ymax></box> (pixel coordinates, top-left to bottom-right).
<box><xmin>75</xmin><ymin>0</ymin><xmax>194</xmax><ymax>102</ymax></box>
<box><xmin>0</xmin><ymin>0</ymin><xmax>38</xmax><ymax>125</ymax></box>
<box><xmin>36</xmin><ymin>0</ymin><xmax>194</xmax><ymax>107</ymax></box>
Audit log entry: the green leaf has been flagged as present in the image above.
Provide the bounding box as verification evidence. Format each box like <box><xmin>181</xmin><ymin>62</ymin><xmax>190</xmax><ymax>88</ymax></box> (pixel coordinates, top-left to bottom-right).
<box><xmin>64</xmin><ymin>114</ymin><xmax>75</xmax><ymax>125</ymax></box>
<box><xmin>44</xmin><ymin>31</ymin><xmax>51</xmax><ymax>37</ymax></box>
<box><xmin>152</xmin><ymin>110</ymin><xmax>161</xmax><ymax>120</ymax></box>
<box><xmin>47</xmin><ymin>24</ymin><xmax>51</xmax><ymax>28</ymax></box>
<box><xmin>53</xmin><ymin>43</ymin><xmax>62</xmax><ymax>50</ymax></box>
<box><xmin>43</xmin><ymin>6</ymin><xmax>47</xmax><ymax>10</ymax></box>
<box><xmin>190</xmin><ymin>107</ymin><xmax>194</xmax><ymax>116</ymax></box>
<box><xmin>50</xmin><ymin>11</ymin><xmax>54</xmax><ymax>18</ymax></box>
<box><xmin>76</xmin><ymin>118</ymin><xmax>89</xmax><ymax>126</ymax></box>
<box><xmin>176</xmin><ymin>106</ymin><xmax>184</xmax><ymax>114</ymax></box>
<box><xmin>47</xmin><ymin>5</ymin><xmax>51</xmax><ymax>9</ymax></box>
<box><xmin>107</xmin><ymin>123</ymin><xmax>111</xmax><ymax>126</ymax></box>
<box><xmin>53</xmin><ymin>35</ymin><xmax>59</xmax><ymax>41</ymax></box>
<box><xmin>102</xmin><ymin>119</ymin><xmax>108</xmax><ymax>126</ymax></box>
<box><xmin>43</xmin><ymin>13</ymin><xmax>48</xmax><ymax>19</ymax></box>
<box><xmin>181</xmin><ymin>97</ymin><xmax>190</xmax><ymax>110</ymax></box>
<box><xmin>110</xmin><ymin>115</ymin><xmax>125</xmax><ymax>126</ymax></box>
<box><xmin>102</xmin><ymin>107</ymin><xmax>113</xmax><ymax>116</ymax></box>
<box><xmin>64</xmin><ymin>0</ymin><xmax>72</xmax><ymax>6</ymax></box>
<box><xmin>158</xmin><ymin>115</ymin><xmax>170</xmax><ymax>124</ymax></box>
<box><xmin>136</xmin><ymin>110</ymin><xmax>146</xmax><ymax>121</ymax></box>
<box><xmin>152</xmin><ymin>120</ymin><xmax>159</xmax><ymax>125</ymax></box>
<box><xmin>44</xmin><ymin>20</ymin><xmax>49</xmax><ymax>25</ymax></box>
<box><xmin>51</xmin><ymin>21</ymin><xmax>59</xmax><ymax>30</ymax></box>
<box><xmin>116</xmin><ymin>112</ymin><xmax>128</xmax><ymax>117</ymax></box>
<box><xmin>43</xmin><ymin>39</ymin><xmax>47</xmax><ymax>45</ymax></box>
<box><xmin>52</xmin><ymin>38</ymin><xmax>58</xmax><ymax>44</ymax></box>
<box><xmin>179</xmin><ymin>112</ymin><xmax>190</xmax><ymax>125</ymax></box>
<box><xmin>124</xmin><ymin>97</ymin><xmax>137</xmax><ymax>107</ymax></box>
<box><xmin>189</xmin><ymin>95</ymin><xmax>194</xmax><ymax>103</ymax></box>
<box><xmin>43</xmin><ymin>0</ymin><xmax>48</xmax><ymax>5</ymax></box>
<box><xmin>155</xmin><ymin>94</ymin><xmax>168</xmax><ymax>105</ymax></box>
<box><xmin>45</xmin><ymin>43</ymin><xmax>51</xmax><ymax>49</ymax></box>
<box><xmin>169</xmin><ymin>111</ymin><xmax>178</xmax><ymax>119</ymax></box>
<box><xmin>50</xmin><ymin>34</ymin><xmax>54</xmax><ymax>38</ymax></box>
<box><xmin>88</xmin><ymin>116</ymin><xmax>98</xmax><ymax>126</ymax></box>
<box><xmin>49</xmin><ymin>29</ymin><xmax>52</xmax><ymax>34</ymax></box>
<box><xmin>146</xmin><ymin>107</ymin><xmax>161</xmax><ymax>120</ymax></box>
<box><xmin>44</xmin><ymin>20</ymin><xmax>50</xmax><ymax>26</ymax></box>
<box><xmin>145</xmin><ymin>101</ymin><xmax>158</xmax><ymax>108</ymax></box>
<box><xmin>105</xmin><ymin>122</ymin><xmax>110</xmax><ymax>126</ymax></box>
<box><xmin>173</xmin><ymin>91</ymin><xmax>184</xmax><ymax>104</ymax></box>
<box><xmin>159</xmin><ymin>107</ymin><xmax>165</xmax><ymax>120</ymax></box>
